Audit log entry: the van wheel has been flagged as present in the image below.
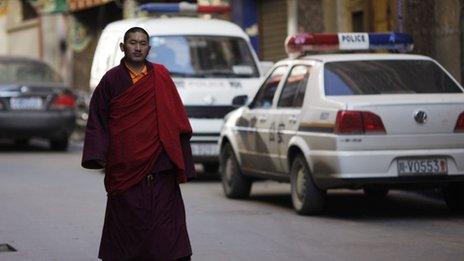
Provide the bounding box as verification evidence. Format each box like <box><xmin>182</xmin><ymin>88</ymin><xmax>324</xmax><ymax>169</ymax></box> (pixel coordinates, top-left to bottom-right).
<box><xmin>220</xmin><ymin>143</ymin><xmax>251</xmax><ymax>199</ymax></box>
<box><xmin>363</xmin><ymin>188</ymin><xmax>389</xmax><ymax>199</ymax></box>
<box><xmin>443</xmin><ymin>184</ymin><xmax>464</xmax><ymax>213</ymax></box>
<box><xmin>50</xmin><ymin>137</ymin><xmax>69</xmax><ymax>151</ymax></box>
<box><xmin>290</xmin><ymin>154</ymin><xmax>326</xmax><ymax>215</ymax></box>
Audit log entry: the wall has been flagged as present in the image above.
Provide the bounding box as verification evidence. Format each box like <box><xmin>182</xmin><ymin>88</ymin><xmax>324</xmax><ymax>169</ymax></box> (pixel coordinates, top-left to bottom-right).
<box><xmin>371</xmin><ymin>0</ymin><xmax>395</xmax><ymax>31</ymax></box>
<box><xmin>0</xmin><ymin>14</ymin><xmax>7</xmax><ymax>54</ymax></box>
<box><xmin>297</xmin><ymin>0</ymin><xmax>323</xmax><ymax>33</ymax></box>
<box><xmin>41</xmin><ymin>14</ymin><xmax>71</xmax><ymax>84</ymax></box>
<box><xmin>404</xmin><ymin>0</ymin><xmax>461</xmax><ymax>81</ymax></box>
<box><xmin>258</xmin><ymin>0</ymin><xmax>288</xmax><ymax>61</ymax></box>
<box><xmin>434</xmin><ymin>0</ymin><xmax>461</xmax><ymax>81</ymax></box>
<box><xmin>7</xmin><ymin>22</ymin><xmax>40</xmax><ymax>58</ymax></box>
<box><xmin>5</xmin><ymin>0</ymin><xmax>40</xmax><ymax>58</ymax></box>
<box><xmin>70</xmin><ymin>3</ymin><xmax>122</xmax><ymax>91</ymax></box>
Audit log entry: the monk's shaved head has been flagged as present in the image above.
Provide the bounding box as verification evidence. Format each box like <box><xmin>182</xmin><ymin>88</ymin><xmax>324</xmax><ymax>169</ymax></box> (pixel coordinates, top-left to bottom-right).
<box><xmin>124</xmin><ymin>27</ymin><xmax>149</xmax><ymax>43</ymax></box>
<box><xmin>120</xmin><ymin>27</ymin><xmax>151</xmax><ymax>64</ymax></box>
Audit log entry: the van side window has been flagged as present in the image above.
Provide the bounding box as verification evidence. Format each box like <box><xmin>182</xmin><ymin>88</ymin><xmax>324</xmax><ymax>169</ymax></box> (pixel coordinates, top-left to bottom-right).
<box><xmin>277</xmin><ymin>65</ymin><xmax>311</xmax><ymax>108</ymax></box>
<box><xmin>251</xmin><ymin>66</ymin><xmax>288</xmax><ymax>109</ymax></box>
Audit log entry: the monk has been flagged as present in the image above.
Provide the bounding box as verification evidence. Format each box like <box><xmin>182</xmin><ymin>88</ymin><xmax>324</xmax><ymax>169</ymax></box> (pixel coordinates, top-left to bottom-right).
<box><xmin>82</xmin><ymin>27</ymin><xmax>195</xmax><ymax>261</ymax></box>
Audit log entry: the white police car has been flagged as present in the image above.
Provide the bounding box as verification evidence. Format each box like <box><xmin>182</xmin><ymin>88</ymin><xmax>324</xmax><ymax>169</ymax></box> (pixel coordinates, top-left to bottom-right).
<box><xmin>219</xmin><ymin>32</ymin><xmax>464</xmax><ymax>215</ymax></box>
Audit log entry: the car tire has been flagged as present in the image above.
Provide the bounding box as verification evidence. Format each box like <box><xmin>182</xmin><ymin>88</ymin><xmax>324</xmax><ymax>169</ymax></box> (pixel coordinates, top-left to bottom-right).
<box><xmin>203</xmin><ymin>162</ymin><xmax>219</xmax><ymax>173</ymax></box>
<box><xmin>290</xmin><ymin>154</ymin><xmax>326</xmax><ymax>215</ymax></box>
<box><xmin>220</xmin><ymin>143</ymin><xmax>251</xmax><ymax>199</ymax></box>
<box><xmin>363</xmin><ymin>188</ymin><xmax>389</xmax><ymax>199</ymax></box>
<box><xmin>443</xmin><ymin>184</ymin><xmax>464</xmax><ymax>213</ymax></box>
<box><xmin>50</xmin><ymin>137</ymin><xmax>69</xmax><ymax>151</ymax></box>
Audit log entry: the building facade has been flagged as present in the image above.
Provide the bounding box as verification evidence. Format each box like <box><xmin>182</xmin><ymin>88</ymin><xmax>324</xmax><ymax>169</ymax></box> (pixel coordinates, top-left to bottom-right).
<box><xmin>1</xmin><ymin>0</ymin><xmax>75</xmax><ymax>86</ymax></box>
<box><xmin>232</xmin><ymin>0</ymin><xmax>463</xmax><ymax>82</ymax></box>
<box><xmin>0</xmin><ymin>0</ymin><xmax>463</xmax><ymax>90</ymax></box>
<box><xmin>296</xmin><ymin>0</ymin><xmax>463</xmax><ymax>81</ymax></box>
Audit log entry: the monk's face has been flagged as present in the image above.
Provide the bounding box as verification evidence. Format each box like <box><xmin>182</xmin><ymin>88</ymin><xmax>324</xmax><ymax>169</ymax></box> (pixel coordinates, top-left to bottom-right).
<box><xmin>120</xmin><ymin>32</ymin><xmax>151</xmax><ymax>63</ymax></box>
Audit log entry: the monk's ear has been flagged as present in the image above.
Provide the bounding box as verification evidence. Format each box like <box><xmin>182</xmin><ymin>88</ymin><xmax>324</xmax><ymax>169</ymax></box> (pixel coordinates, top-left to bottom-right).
<box><xmin>119</xmin><ymin>42</ymin><xmax>125</xmax><ymax>52</ymax></box>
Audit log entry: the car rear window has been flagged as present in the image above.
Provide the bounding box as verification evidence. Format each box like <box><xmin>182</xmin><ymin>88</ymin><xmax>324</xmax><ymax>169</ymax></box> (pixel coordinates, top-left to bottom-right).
<box><xmin>0</xmin><ymin>60</ymin><xmax>62</xmax><ymax>84</ymax></box>
<box><xmin>324</xmin><ymin>60</ymin><xmax>463</xmax><ymax>95</ymax></box>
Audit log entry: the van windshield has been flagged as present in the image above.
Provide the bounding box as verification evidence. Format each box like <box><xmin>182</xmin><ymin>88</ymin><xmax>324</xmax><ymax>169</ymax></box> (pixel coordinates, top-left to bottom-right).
<box><xmin>324</xmin><ymin>60</ymin><xmax>463</xmax><ymax>95</ymax></box>
<box><xmin>147</xmin><ymin>35</ymin><xmax>259</xmax><ymax>78</ymax></box>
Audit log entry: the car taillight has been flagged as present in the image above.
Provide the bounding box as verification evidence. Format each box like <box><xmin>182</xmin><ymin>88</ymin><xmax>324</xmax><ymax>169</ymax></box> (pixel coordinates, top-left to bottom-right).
<box><xmin>455</xmin><ymin>112</ymin><xmax>464</xmax><ymax>132</ymax></box>
<box><xmin>362</xmin><ymin>111</ymin><xmax>386</xmax><ymax>133</ymax></box>
<box><xmin>50</xmin><ymin>93</ymin><xmax>76</xmax><ymax>110</ymax></box>
<box><xmin>335</xmin><ymin>110</ymin><xmax>386</xmax><ymax>134</ymax></box>
<box><xmin>335</xmin><ymin>111</ymin><xmax>363</xmax><ymax>134</ymax></box>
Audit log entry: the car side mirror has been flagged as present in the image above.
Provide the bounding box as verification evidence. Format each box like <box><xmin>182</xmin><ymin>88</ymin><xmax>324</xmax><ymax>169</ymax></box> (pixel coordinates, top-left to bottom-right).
<box><xmin>232</xmin><ymin>95</ymin><xmax>248</xmax><ymax>107</ymax></box>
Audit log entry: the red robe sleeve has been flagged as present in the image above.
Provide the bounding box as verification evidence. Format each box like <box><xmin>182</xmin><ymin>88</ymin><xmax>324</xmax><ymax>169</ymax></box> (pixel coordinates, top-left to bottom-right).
<box><xmin>81</xmin><ymin>77</ymin><xmax>110</xmax><ymax>169</ymax></box>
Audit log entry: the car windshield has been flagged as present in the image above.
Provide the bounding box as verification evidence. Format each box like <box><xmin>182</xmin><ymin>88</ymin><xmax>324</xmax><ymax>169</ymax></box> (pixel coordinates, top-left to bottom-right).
<box><xmin>147</xmin><ymin>35</ymin><xmax>259</xmax><ymax>78</ymax></box>
<box><xmin>324</xmin><ymin>60</ymin><xmax>463</xmax><ymax>95</ymax></box>
<box><xmin>0</xmin><ymin>60</ymin><xmax>62</xmax><ymax>84</ymax></box>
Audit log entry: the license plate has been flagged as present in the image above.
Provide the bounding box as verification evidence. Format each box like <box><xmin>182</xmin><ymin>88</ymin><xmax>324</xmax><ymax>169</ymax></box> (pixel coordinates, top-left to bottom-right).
<box><xmin>397</xmin><ymin>158</ymin><xmax>447</xmax><ymax>175</ymax></box>
<box><xmin>10</xmin><ymin>97</ymin><xmax>43</xmax><ymax>110</ymax></box>
<box><xmin>191</xmin><ymin>143</ymin><xmax>219</xmax><ymax>156</ymax></box>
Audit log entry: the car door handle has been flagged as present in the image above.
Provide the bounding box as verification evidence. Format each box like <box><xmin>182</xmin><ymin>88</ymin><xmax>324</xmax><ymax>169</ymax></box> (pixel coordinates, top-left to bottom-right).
<box><xmin>258</xmin><ymin>116</ymin><xmax>267</xmax><ymax>123</ymax></box>
<box><xmin>289</xmin><ymin>115</ymin><xmax>297</xmax><ymax>124</ymax></box>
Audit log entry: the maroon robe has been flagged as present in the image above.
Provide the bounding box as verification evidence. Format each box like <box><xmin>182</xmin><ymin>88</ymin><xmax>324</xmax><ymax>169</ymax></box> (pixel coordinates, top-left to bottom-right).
<box><xmin>82</xmin><ymin>60</ymin><xmax>196</xmax><ymax>189</ymax></box>
<box><xmin>82</xmin><ymin>60</ymin><xmax>195</xmax><ymax>260</ymax></box>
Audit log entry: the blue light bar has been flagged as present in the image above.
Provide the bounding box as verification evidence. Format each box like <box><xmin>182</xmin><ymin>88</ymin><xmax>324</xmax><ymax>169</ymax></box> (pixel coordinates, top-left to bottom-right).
<box><xmin>140</xmin><ymin>3</ymin><xmax>181</xmax><ymax>13</ymax></box>
<box><xmin>368</xmin><ymin>33</ymin><xmax>413</xmax><ymax>52</ymax></box>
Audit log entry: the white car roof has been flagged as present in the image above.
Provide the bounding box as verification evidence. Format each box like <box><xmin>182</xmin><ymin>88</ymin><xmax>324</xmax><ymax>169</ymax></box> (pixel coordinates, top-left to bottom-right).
<box><xmin>103</xmin><ymin>17</ymin><xmax>249</xmax><ymax>39</ymax></box>
<box><xmin>297</xmin><ymin>53</ymin><xmax>433</xmax><ymax>63</ymax></box>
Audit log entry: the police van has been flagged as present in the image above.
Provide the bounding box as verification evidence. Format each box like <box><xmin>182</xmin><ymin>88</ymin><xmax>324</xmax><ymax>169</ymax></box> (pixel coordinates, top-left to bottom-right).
<box><xmin>90</xmin><ymin>4</ymin><xmax>269</xmax><ymax>173</ymax></box>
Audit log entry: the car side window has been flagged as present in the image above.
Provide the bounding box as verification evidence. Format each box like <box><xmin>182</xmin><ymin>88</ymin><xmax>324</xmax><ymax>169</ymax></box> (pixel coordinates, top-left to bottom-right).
<box><xmin>251</xmin><ymin>66</ymin><xmax>287</xmax><ymax>109</ymax></box>
<box><xmin>277</xmin><ymin>65</ymin><xmax>311</xmax><ymax>108</ymax></box>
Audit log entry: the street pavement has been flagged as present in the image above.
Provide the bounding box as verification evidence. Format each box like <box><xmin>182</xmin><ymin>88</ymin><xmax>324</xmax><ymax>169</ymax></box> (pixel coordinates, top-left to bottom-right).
<box><xmin>1</xmin><ymin>140</ymin><xmax>464</xmax><ymax>261</ymax></box>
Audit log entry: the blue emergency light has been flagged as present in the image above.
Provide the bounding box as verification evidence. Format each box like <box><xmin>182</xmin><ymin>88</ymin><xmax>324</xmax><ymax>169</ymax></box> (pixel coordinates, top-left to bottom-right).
<box><xmin>285</xmin><ymin>32</ymin><xmax>414</xmax><ymax>54</ymax></box>
<box><xmin>139</xmin><ymin>2</ymin><xmax>230</xmax><ymax>14</ymax></box>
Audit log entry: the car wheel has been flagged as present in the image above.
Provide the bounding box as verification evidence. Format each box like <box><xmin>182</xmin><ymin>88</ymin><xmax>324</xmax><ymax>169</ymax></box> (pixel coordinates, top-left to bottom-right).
<box><xmin>290</xmin><ymin>154</ymin><xmax>326</xmax><ymax>215</ymax></box>
<box><xmin>443</xmin><ymin>184</ymin><xmax>464</xmax><ymax>213</ymax></box>
<box><xmin>203</xmin><ymin>162</ymin><xmax>219</xmax><ymax>173</ymax></box>
<box><xmin>220</xmin><ymin>143</ymin><xmax>251</xmax><ymax>199</ymax></box>
<box><xmin>363</xmin><ymin>188</ymin><xmax>389</xmax><ymax>199</ymax></box>
<box><xmin>50</xmin><ymin>137</ymin><xmax>69</xmax><ymax>151</ymax></box>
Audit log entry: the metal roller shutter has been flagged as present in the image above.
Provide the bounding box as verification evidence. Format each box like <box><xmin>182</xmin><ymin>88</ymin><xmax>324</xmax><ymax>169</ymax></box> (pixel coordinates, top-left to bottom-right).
<box><xmin>259</xmin><ymin>0</ymin><xmax>288</xmax><ymax>62</ymax></box>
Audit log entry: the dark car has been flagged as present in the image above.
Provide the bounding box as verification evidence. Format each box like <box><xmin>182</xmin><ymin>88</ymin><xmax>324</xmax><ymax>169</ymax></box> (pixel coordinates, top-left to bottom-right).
<box><xmin>0</xmin><ymin>56</ymin><xmax>76</xmax><ymax>151</ymax></box>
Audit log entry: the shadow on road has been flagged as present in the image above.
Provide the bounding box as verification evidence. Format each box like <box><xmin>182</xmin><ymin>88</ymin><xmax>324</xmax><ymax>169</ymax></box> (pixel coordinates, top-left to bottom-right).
<box><xmin>247</xmin><ymin>190</ymin><xmax>461</xmax><ymax>219</ymax></box>
<box><xmin>191</xmin><ymin>171</ymin><xmax>221</xmax><ymax>183</ymax></box>
<box><xmin>323</xmin><ymin>191</ymin><xmax>454</xmax><ymax>220</ymax></box>
<box><xmin>249</xmin><ymin>192</ymin><xmax>293</xmax><ymax>209</ymax></box>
